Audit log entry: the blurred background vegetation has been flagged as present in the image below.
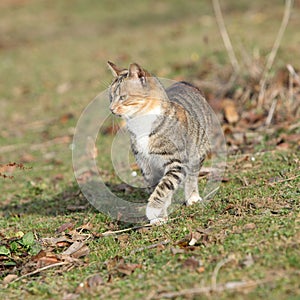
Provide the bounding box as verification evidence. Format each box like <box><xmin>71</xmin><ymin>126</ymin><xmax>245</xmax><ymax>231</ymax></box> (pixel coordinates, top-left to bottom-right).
<box><xmin>0</xmin><ymin>1</ymin><xmax>299</xmax><ymax>298</ymax></box>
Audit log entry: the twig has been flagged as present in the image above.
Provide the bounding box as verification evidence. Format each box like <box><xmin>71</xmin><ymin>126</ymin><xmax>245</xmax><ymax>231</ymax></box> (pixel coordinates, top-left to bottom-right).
<box><xmin>265</xmin><ymin>98</ymin><xmax>278</xmax><ymax>126</ymax></box>
<box><xmin>8</xmin><ymin>262</ymin><xmax>70</xmax><ymax>285</ymax></box>
<box><xmin>258</xmin><ymin>0</ymin><xmax>293</xmax><ymax>106</ymax></box>
<box><xmin>203</xmin><ymin>186</ymin><xmax>220</xmax><ymax>200</ymax></box>
<box><xmin>212</xmin><ymin>0</ymin><xmax>240</xmax><ymax>73</ymax></box>
<box><xmin>287</xmin><ymin>64</ymin><xmax>300</xmax><ymax>114</ymax></box>
<box><xmin>101</xmin><ymin>223</ymin><xmax>153</xmax><ymax>236</ymax></box>
<box><xmin>211</xmin><ymin>254</ymin><xmax>235</xmax><ymax>290</ymax></box>
<box><xmin>100</xmin><ymin>215</ymin><xmax>187</xmax><ymax>237</ymax></box>
<box><xmin>130</xmin><ymin>240</ymin><xmax>170</xmax><ymax>254</ymax></box>
<box><xmin>287</xmin><ymin>64</ymin><xmax>300</xmax><ymax>84</ymax></box>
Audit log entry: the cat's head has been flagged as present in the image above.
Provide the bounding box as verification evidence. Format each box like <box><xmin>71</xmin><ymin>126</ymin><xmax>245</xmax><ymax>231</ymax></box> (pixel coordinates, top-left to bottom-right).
<box><xmin>107</xmin><ymin>61</ymin><xmax>167</xmax><ymax>119</ymax></box>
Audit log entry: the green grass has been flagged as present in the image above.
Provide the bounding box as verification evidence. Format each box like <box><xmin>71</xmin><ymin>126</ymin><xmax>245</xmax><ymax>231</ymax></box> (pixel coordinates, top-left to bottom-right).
<box><xmin>1</xmin><ymin>0</ymin><xmax>300</xmax><ymax>299</ymax></box>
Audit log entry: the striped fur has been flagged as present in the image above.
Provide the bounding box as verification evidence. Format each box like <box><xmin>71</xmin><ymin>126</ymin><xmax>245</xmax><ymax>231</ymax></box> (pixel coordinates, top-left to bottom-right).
<box><xmin>108</xmin><ymin>62</ymin><xmax>211</xmax><ymax>224</ymax></box>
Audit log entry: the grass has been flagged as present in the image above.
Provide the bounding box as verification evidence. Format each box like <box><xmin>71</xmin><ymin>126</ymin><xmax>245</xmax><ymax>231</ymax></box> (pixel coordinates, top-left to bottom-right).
<box><xmin>1</xmin><ymin>0</ymin><xmax>300</xmax><ymax>299</ymax></box>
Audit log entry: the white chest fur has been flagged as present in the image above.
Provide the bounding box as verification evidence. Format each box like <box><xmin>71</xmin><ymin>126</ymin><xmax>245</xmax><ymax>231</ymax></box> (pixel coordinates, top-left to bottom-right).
<box><xmin>127</xmin><ymin>112</ymin><xmax>159</xmax><ymax>157</ymax></box>
<box><xmin>136</xmin><ymin>135</ymin><xmax>150</xmax><ymax>156</ymax></box>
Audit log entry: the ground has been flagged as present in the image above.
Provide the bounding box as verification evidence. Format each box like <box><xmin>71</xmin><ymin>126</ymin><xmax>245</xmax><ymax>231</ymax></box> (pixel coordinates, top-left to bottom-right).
<box><xmin>0</xmin><ymin>1</ymin><xmax>299</xmax><ymax>299</ymax></box>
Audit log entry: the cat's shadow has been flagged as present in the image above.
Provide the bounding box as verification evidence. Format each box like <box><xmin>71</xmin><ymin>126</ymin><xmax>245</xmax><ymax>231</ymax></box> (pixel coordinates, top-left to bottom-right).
<box><xmin>1</xmin><ymin>181</ymin><xmax>149</xmax><ymax>227</ymax></box>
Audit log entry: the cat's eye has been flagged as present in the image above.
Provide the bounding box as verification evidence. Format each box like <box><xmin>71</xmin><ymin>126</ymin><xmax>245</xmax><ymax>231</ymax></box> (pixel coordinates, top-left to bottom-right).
<box><xmin>119</xmin><ymin>95</ymin><xmax>126</xmax><ymax>101</ymax></box>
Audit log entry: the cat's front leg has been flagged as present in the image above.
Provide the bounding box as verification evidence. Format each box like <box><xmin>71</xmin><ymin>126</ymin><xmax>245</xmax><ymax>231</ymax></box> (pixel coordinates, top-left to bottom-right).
<box><xmin>146</xmin><ymin>162</ymin><xmax>186</xmax><ymax>224</ymax></box>
<box><xmin>137</xmin><ymin>157</ymin><xmax>161</xmax><ymax>192</ymax></box>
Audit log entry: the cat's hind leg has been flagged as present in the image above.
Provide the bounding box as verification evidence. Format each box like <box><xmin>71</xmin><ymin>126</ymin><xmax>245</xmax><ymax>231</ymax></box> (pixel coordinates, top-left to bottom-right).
<box><xmin>184</xmin><ymin>158</ymin><xmax>205</xmax><ymax>206</ymax></box>
<box><xmin>184</xmin><ymin>173</ymin><xmax>202</xmax><ymax>206</ymax></box>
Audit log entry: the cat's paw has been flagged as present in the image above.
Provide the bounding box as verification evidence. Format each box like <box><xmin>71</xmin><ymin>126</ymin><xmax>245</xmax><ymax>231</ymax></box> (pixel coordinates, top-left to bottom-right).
<box><xmin>146</xmin><ymin>205</ymin><xmax>167</xmax><ymax>224</ymax></box>
<box><xmin>150</xmin><ymin>217</ymin><xmax>167</xmax><ymax>225</ymax></box>
<box><xmin>186</xmin><ymin>195</ymin><xmax>202</xmax><ymax>206</ymax></box>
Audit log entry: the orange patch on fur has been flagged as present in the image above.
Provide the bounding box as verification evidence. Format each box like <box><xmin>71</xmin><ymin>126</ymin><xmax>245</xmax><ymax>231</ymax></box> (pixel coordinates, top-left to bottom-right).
<box><xmin>174</xmin><ymin>103</ymin><xmax>188</xmax><ymax>126</ymax></box>
<box><xmin>144</xmin><ymin>98</ymin><xmax>161</xmax><ymax>112</ymax></box>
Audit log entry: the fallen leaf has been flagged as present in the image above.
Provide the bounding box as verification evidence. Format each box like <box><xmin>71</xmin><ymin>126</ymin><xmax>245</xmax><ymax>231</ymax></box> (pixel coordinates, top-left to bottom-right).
<box><xmin>56</xmin><ymin>222</ymin><xmax>75</xmax><ymax>233</ymax></box>
<box><xmin>0</xmin><ymin>162</ymin><xmax>26</xmax><ymax>179</ymax></box>
<box><xmin>222</xmin><ymin>98</ymin><xmax>239</xmax><ymax>124</ymax></box>
<box><xmin>41</xmin><ymin>236</ymin><xmax>74</xmax><ymax>247</ymax></box>
<box><xmin>117</xmin><ymin>262</ymin><xmax>142</xmax><ymax>276</ymax></box>
<box><xmin>34</xmin><ymin>252</ymin><xmax>61</xmax><ymax>268</ymax></box>
<box><xmin>62</xmin><ymin>242</ymin><xmax>89</xmax><ymax>258</ymax></box>
<box><xmin>2</xmin><ymin>274</ymin><xmax>18</xmax><ymax>284</ymax></box>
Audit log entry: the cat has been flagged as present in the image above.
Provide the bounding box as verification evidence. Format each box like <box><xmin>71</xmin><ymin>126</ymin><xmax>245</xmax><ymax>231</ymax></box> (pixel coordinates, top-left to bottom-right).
<box><xmin>108</xmin><ymin>61</ymin><xmax>212</xmax><ymax>224</ymax></box>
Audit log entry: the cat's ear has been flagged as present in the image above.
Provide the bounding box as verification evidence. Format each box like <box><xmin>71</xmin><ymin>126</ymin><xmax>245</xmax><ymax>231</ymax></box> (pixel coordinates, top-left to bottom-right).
<box><xmin>107</xmin><ymin>61</ymin><xmax>124</xmax><ymax>77</ymax></box>
<box><xmin>129</xmin><ymin>63</ymin><xmax>148</xmax><ymax>85</ymax></box>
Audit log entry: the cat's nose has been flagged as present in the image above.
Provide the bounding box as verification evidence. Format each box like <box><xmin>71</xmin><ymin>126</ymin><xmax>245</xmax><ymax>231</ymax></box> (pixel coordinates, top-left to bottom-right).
<box><xmin>110</xmin><ymin>104</ymin><xmax>116</xmax><ymax>113</ymax></box>
<box><xmin>110</xmin><ymin>104</ymin><xmax>119</xmax><ymax>115</ymax></box>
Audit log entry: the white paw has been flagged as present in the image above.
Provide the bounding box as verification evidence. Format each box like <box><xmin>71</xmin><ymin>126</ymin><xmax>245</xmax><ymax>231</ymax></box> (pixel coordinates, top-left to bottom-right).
<box><xmin>150</xmin><ymin>217</ymin><xmax>167</xmax><ymax>225</ymax></box>
<box><xmin>146</xmin><ymin>205</ymin><xmax>167</xmax><ymax>224</ymax></box>
<box><xmin>186</xmin><ymin>195</ymin><xmax>202</xmax><ymax>206</ymax></box>
<box><xmin>146</xmin><ymin>205</ymin><xmax>163</xmax><ymax>220</ymax></box>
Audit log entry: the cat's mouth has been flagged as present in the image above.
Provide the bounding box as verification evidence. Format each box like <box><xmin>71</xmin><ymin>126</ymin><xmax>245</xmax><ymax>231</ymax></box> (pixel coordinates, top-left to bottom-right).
<box><xmin>110</xmin><ymin>105</ymin><xmax>138</xmax><ymax>119</ymax></box>
<box><xmin>110</xmin><ymin>104</ymin><xmax>122</xmax><ymax>116</ymax></box>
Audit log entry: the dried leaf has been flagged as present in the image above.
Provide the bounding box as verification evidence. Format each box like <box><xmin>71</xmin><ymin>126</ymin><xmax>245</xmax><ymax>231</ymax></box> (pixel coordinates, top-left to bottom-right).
<box><xmin>34</xmin><ymin>252</ymin><xmax>61</xmax><ymax>268</ymax></box>
<box><xmin>222</xmin><ymin>99</ymin><xmax>239</xmax><ymax>124</ymax></box>
<box><xmin>62</xmin><ymin>242</ymin><xmax>89</xmax><ymax>258</ymax></box>
<box><xmin>41</xmin><ymin>236</ymin><xmax>74</xmax><ymax>247</ymax></box>
<box><xmin>56</xmin><ymin>222</ymin><xmax>75</xmax><ymax>233</ymax></box>
<box><xmin>117</xmin><ymin>262</ymin><xmax>142</xmax><ymax>276</ymax></box>
<box><xmin>2</xmin><ymin>274</ymin><xmax>18</xmax><ymax>284</ymax></box>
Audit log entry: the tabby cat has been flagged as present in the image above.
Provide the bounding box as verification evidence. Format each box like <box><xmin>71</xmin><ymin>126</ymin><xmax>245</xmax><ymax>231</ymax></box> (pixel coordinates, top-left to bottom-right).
<box><xmin>108</xmin><ymin>61</ymin><xmax>212</xmax><ymax>224</ymax></box>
